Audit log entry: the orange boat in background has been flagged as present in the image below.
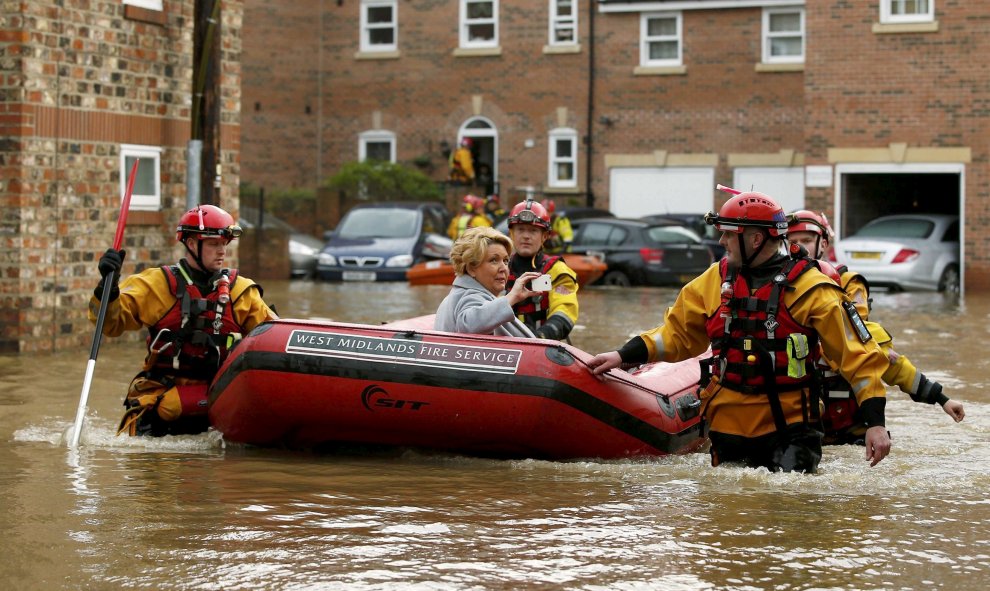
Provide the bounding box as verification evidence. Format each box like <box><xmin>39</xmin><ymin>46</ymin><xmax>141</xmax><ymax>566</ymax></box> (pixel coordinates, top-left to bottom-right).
<box><xmin>407</xmin><ymin>254</ymin><xmax>607</xmax><ymax>287</ymax></box>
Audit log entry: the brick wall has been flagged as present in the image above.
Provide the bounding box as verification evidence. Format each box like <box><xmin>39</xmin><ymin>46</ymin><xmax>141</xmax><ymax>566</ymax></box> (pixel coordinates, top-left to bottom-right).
<box><xmin>0</xmin><ymin>0</ymin><xmax>243</xmax><ymax>353</ymax></box>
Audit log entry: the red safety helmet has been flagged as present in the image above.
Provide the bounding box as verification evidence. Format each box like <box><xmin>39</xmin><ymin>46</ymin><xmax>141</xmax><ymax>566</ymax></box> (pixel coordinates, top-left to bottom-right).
<box><xmin>460</xmin><ymin>137</ymin><xmax>473</xmax><ymax>148</ymax></box>
<box><xmin>787</xmin><ymin>210</ymin><xmax>833</xmax><ymax>240</ymax></box>
<box><xmin>176</xmin><ymin>204</ymin><xmax>242</xmax><ymax>243</ymax></box>
<box><xmin>704</xmin><ymin>191</ymin><xmax>788</xmax><ymax>237</ymax></box>
<box><xmin>508</xmin><ymin>199</ymin><xmax>551</xmax><ymax>231</ymax></box>
<box><xmin>462</xmin><ymin>194</ymin><xmax>485</xmax><ymax>213</ymax></box>
<box><xmin>540</xmin><ymin>198</ymin><xmax>556</xmax><ymax>215</ymax></box>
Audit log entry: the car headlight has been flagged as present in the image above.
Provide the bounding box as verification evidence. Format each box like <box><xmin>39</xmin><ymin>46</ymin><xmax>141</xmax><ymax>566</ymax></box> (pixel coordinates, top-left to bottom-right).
<box><xmin>318</xmin><ymin>253</ymin><xmax>337</xmax><ymax>266</ymax></box>
<box><xmin>290</xmin><ymin>241</ymin><xmax>317</xmax><ymax>256</ymax></box>
<box><xmin>385</xmin><ymin>254</ymin><xmax>414</xmax><ymax>267</ymax></box>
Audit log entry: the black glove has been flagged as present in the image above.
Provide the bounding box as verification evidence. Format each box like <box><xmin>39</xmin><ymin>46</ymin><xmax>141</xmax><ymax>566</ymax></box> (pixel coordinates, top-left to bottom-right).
<box><xmin>94</xmin><ymin>248</ymin><xmax>126</xmax><ymax>301</ymax></box>
<box><xmin>98</xmin><ymin>248</ymin><xmax>126</xmax><ymax>278</ymax></box>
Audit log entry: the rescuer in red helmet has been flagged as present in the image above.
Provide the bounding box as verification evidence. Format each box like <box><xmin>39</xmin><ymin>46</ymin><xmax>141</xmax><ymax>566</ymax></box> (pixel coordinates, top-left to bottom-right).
<box><xmin>88</xmin><ymin>204</ymin><xmax>278</xmax><ymax>437</ymax></box>
<box><xmin>587</xmin><ymin>187</ymin><xmax>894</xmax><ymax>473</ymax></box>
<box><xmin>540</xmin><ymin>198</ymin><xmax>573</xmax><ymax>253</ymax></box>
<box><xmin>504</xmin><ymin>198</ymin><xmax>579</xmax><ymax>341</ymax></box>
<box><xmin>785</xmin><ymin>210</ymin><xmax>964</xmax><ymax>445</ymax></box>
<box><xmin>447</xmin><ymin>193</ymin><xmax>493</xmax><ymax>239</ymax></box>
<box><xmin>448</xmin><ymin>136</ymin><xmax>475</xmax><ymax>186</ymax></box>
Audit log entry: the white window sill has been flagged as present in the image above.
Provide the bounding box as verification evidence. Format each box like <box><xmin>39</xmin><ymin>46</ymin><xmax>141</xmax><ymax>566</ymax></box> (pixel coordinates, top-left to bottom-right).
<box><xmin>545</xmin><ymin>185</ymin><xmax>580</xmax><ymax>194</ymax></box>
<box><xmin>872</xmin><ymin>21</ymin><xmax>938</xmax><ymax>34</ymax></box>
<box><xmin>755</xmin><ymin>62</ymin><xmax>804</xmax><ymax>73</ymax></box>
<box><xmin>543</xmin><ymin>44</ymin><xmax>581</xmax><ymax>55</ymax></box>
<box><xmin>453</xmin><ymin>46</ymin><xmax>503</xmax><ymax>58</ymax></box>
<box><xmin>354</xmin><ymin>50</ymin><xmax>400</xmax><ymax>60</ymax></box>
<box><xmin>633</xmin><ymin>65</ymin><xmax>687</xmax><ymax>77</ymax></box>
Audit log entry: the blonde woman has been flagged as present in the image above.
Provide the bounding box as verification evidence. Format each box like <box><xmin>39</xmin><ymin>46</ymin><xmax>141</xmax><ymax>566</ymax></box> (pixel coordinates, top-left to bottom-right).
<box><xmin>434</xmin><ymin>226</ymin><xmax>542</xmax><ymax>336</ymax></box>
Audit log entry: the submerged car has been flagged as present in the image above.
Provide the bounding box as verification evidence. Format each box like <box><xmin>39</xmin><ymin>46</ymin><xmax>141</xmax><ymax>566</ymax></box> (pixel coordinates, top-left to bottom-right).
<box><xmin>833</xmin><ymin>213</ymin><xmax>960</xmax><ymax>292</ymax></box>
<box><xmin>569</xmin><ymin>218</ymin><xmax>714</xmax><ymax>286</ymax></box>
<box><xmin>640</xmin><ymin>213</ymin><xmax>726</xmax><ymax>259</ymax></box>
<box><xmin>316</xmin><ymin>202</ymin><xmax>451</xmax><ymax>282</ymax></box>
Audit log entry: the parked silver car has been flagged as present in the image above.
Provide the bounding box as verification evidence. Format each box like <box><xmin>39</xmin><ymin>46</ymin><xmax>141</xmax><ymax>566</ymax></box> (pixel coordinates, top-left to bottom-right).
<box><xmin>833</xmin><ymin>213</ymin><xmax>960</xmax><ymax>293</ymax></box>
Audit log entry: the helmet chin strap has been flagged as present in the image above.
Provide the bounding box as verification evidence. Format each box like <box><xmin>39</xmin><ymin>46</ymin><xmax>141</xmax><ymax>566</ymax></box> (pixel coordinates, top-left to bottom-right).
<box><xmin>183</xmin><ymin>238</ymin><xmax>208</xmax><ymax>273</ymax></box>
<box><xmin>737</xmin><ymin>230</ymin><xmax>769</xmax><ymax>268</ymax></box>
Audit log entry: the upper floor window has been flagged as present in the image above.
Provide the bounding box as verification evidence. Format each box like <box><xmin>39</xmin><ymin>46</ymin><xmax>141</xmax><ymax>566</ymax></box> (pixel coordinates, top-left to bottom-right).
<box><xmin>763</xmin><ymin>7</ymin><xmax>804</xmax><ymax>64</ymax></box>
<box><xmin>460</xmin><ymin>0</ymin><xmax>498</xmax><ymax>49</ymax></box>
<box><xmin>361</xmin><ymin>0</ymin><xmax>398</xmax><ymax>52</ymax></box>
<box><xmin>359</xmin><ymin>130</ymin><xmax>396</xmax><ymax>163</ymax></box>
<box><xmin>120</xmin><ymin>144</ymin><xmax>161</xmax><ymax>211</ymax></box>
<box><xmin>881</xmin><ymin>0</ymin><xmax>934</xmax><ymax>24</ymax></box>
<box><xmin>123</xmin><ymin>0</ymin><xmax>162</xmax><ymax>10</ymax></box>
<box><xmin>640</xmin><ymin>13</ymin><xmax>681</xmax><ymax>67</ymax></box>
<box><xmin>548</xmin><ymin>128</ymin><xmax>577</xmax><ymax>188</ymax></box>
<box><xmin>549</xmin><ymin>0</ymin><xmax>577</xmax><ymax>46</ymax></box>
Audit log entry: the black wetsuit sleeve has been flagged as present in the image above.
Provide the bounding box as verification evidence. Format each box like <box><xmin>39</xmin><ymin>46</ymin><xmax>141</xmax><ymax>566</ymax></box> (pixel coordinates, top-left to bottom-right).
<box><xmin>859</xmin><ymin>396</ymin><xmax>886</xmax><ymax>428</ymax></box>
<box><xmin>617</xmin><ymin>336</ymin><xmax>650</xmax><ymax>365</ymax></box>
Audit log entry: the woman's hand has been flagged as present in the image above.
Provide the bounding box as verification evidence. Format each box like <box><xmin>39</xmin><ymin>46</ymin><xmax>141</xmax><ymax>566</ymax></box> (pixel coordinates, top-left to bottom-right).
<box><xmin>506</xmin><ymin>271</ymin><xmax>542</xmax><ymax>306</ymax></box>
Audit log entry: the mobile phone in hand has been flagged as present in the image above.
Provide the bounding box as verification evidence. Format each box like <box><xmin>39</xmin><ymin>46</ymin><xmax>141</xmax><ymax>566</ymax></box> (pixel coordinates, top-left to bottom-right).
<box><xmin>530</xmin><ymin>274</ymin><xmax>552</xmax><ymax>292</ymax></box>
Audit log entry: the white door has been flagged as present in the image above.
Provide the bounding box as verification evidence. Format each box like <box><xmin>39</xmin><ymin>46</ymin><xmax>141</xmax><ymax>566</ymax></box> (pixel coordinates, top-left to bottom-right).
<box><xmin>609</xmin><ymin>167</ymin><xmax>716</xmax><ymax>217</ymax></box>
<box><xmin>732</xmin><ymin>167</ymin><xmax>805</xmax><ymax>213</ymax></box>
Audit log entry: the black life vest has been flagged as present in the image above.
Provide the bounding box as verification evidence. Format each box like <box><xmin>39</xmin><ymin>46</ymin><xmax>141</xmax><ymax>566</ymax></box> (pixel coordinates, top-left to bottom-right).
<box><xmin>705</xmin><ymin>257</ymin><xmax>821</xmax><ymax>394</ymax></box>
<box><xmin>507</xmin><ymin>253</ymin><xmax>561</xmax><ymax>329</ymax></box>
<box><xmin>145</xmin><ymin>265</ymin><xmax>243</xmax><ymax>380</ymax></box>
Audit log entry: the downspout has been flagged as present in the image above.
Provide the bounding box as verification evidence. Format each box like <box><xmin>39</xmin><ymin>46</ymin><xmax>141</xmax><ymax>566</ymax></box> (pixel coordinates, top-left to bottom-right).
<box><xmin>584</xmin><ymin>2</ymin><xmax>596</xmax><ymax>207</ymax></box>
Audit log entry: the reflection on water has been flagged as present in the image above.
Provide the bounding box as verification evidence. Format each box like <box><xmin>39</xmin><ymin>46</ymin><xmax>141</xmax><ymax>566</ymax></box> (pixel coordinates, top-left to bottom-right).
<box><xmin>2</xmin><ymin>281</ymin><xmax>989</xmax><ymax>590</ymax></box>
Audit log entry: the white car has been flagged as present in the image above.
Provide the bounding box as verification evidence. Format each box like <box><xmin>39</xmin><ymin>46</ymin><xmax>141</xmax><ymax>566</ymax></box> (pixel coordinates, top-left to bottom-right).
<box><xmin>833</xmin><ymin>213</ymin><xmax>960</xmax><ymax>293</ymax></box>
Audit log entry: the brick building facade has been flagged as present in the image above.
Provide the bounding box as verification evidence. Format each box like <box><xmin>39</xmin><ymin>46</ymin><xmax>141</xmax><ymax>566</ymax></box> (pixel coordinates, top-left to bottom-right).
<box><xmin>0</xmin><ymin>0</ymin><xmax>243</xmax><ymax>353</ymax></box>
<box><xmin>241</xmin><ymin>0</ymin><xmax>987</xmax><ymax>288</ymax></box>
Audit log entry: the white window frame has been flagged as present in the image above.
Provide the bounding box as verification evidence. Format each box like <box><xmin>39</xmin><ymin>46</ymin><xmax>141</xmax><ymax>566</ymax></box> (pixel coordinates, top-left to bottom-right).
<box><xmin>359</xmin><ymin>130</ymin><xmax>396</xmax><ymax>163</ymax></box>
<box><xmin>119</xmin><ymin>144</ymin><xmax>161</xmax><ymax>212</ymax></box>
<box><xmin>460</xmin><ymin>0</ymin><xmax>499</xmax><ymax>49</ymax></box>
<box><xmin>360</xmin><ymin>0</ymin><xmax>398</xmax><ymax>53</ymax></box>
<box><xmin>880</xmin><ymin>0</ymin><xmax>934</xmax><ymax>24</ymax></box>
<box><xmin>123</xmin><ymin>0</ymin><xmax>163</xmax><ymax>10</ymax></box>
<box><xmin>762</xmin><ymin>7</ymin><xmax>804</xmax><ymax>64</ymax></box>
<box><xmin>548</xmin><ymin>128</ymin><xmax>578</xmax><ymax>188</ymax></box>
<box><xmin>640</xmin><ymin>12</ymin><xmax>682</xmax><ymax>67</ymax></box>
<box><xmin>548</xmin><ymin>0</ymin><xmax>578</xmax><ymax>46</ymax></box>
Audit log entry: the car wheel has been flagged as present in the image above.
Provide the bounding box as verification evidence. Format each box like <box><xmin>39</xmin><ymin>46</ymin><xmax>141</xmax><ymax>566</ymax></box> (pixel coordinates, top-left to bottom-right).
<box><xmin>602</xmin><ymin>270</ymin><xmax>631</xmax><ymax>287</ymax></box>
<box><xmin>937</xmin><ymin>264</ymin><xmax>960</xmax><ymax>294</ymax></box>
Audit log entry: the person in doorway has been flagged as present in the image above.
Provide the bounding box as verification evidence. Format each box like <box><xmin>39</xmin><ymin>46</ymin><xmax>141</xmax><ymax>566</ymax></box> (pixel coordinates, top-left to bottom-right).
<box><xmin>505</xmin><ymin>199</ymin><xmax>579</xmax><ymax>341</ymax></box>
<box><xmin>587</xmin><ymin>189</ymin><xmax>893</xmax><ymax>473</ymax></box>
<box><xmin>434</xmin><ymin>226</ymin><xmax>542</xmax><ymax>336</ymax></box>
<box><xmin>541</xmin><ymin>198</ymin><xmax>573</xmax><ymax>253</ymax></box>
<box><xmin>476</xmin><ymin>162</ymin><xmax>495</xmax><ymax>197</ymax></box>
<box><xmin>448</xmin><ymin>137</ymin><xmax>476</xmax><ymax>186</ymax></box>
<box><xmin>89</xmin><ymin>204</ymin><xmax>278</xmax><ymax>437</ymax></box>
<box><xmin>447</xmin><ymin>194</ymin><xmax>492</xmax><ymax>240</ymax></box>
<box><xmin>786</xmin><ymin>210</ymin><xmax>965</xmax><ymax>444</ymax></box>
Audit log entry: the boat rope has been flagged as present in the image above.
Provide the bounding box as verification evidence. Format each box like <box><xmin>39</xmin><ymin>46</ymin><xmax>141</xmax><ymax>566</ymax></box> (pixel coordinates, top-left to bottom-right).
<box><xmin>565</xmin><ymin>347</ymin><xmax>673</xmax><ymax>402</ymax></box>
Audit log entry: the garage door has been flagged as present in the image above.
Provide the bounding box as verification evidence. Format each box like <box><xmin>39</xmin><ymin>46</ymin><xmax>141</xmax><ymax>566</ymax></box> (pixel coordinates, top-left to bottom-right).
<box><xmin>732</xmin><ymin>167</ymin><xmax>805</xmax><ymax>213</ymax></box>
<box><xmin>609</xmin><ymin>167</ymin><xmax>716</xmax><ymax>217</ymax></box>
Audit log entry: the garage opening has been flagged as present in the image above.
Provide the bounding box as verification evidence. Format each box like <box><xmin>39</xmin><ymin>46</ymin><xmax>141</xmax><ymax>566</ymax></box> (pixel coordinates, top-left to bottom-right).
<box><xmin>837</xmin><ymin>168</ymin><xmax>963</xmax><ymax>294</ymax></box>
<box><xmin>839</xmin><ymin>172</ymin><xmax>960</xmax><ymax>236</ymax></box>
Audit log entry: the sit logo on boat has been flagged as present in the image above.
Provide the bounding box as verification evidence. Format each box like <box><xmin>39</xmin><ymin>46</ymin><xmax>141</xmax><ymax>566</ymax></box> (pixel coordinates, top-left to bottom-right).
<box><xmin>361</xmin><ymin>385</ymin><xmax>429</xmax><ymax>412</ymax></box>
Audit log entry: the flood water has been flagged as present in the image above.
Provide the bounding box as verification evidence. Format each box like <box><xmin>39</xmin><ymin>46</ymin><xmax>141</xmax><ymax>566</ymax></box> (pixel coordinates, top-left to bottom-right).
<box><xmin>2</xmin><ymin>281</ymin><xmax>988</xmax><ymax>590</ymax></box>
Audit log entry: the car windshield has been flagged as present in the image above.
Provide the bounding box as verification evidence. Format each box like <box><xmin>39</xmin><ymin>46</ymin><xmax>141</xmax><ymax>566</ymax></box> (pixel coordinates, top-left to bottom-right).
<box><xmin>855</xmin><ymin>218</ymin><xmax>934</xmax><ymax>240</ymax></box>
<box><xmin>338</xmin><ymin>208</ymin><xmax>419</xmax><ymax>239</ymax></box>
<box><xmin>646</xmin><ymin>225</ymin><xmax>702</xmax><ymax>244</ymax></box>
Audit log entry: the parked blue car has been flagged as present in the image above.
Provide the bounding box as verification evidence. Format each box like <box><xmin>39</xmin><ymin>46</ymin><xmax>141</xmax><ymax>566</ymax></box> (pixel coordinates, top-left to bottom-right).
<box><xmin>316</xmin><ymin>202</ymin><xmax>452</xmax><ymax>282</ymax></box>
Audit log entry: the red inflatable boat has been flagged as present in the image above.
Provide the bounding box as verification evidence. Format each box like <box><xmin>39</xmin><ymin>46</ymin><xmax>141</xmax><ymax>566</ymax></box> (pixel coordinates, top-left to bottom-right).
<box><xmin>208</xmin><ymin>317</ymin><xmax>706</xmax><ymax>460</ymax></box>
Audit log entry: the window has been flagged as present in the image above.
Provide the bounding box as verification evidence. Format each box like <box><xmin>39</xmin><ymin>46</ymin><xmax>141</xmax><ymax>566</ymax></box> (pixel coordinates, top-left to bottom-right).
<box><xmin>359</xmin><ymin>130</ymin><xmax>396</xmax><ymax>163</ymax></box>
<box><xmin>640</xmin><ymin>13</ymin><xmax>681</xmax><ymax>67</ymax></box>
<box><xmin>549</xmin><ymin>0</ymin><xmax>577</xmax><ymax>46</ymax></box>
<box><xmin>460</xmin><ymin>0</ymin><xmax>498</xmax><ymax>48</ymax></box>
<box><xmin>880</xmin><ymin>0</ymin><xmax>934</xmax><ymax>24</ymax></box>
<box><xmin>361</xmin><ymin>0</ymin><xmax>397</xmax><ymax>52</ymax></box>
<box><xmin>763</xmin><ymin>7</ymin><xmax>804</xmax><ymax>64</ymax></box>
<box><xmin>123</xmin><ymin>0</ymin><xmax>163</xmax><ymax>10</ymax></box>
<box><xmin>120</xmin><ymin>144</ymin><xmax>161</xmax><ymax>211</ymax></box>
<box><xmin>548</xmin><ymin>128</ymin><xmax>577</xmax><ymax>188</ymax></box>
